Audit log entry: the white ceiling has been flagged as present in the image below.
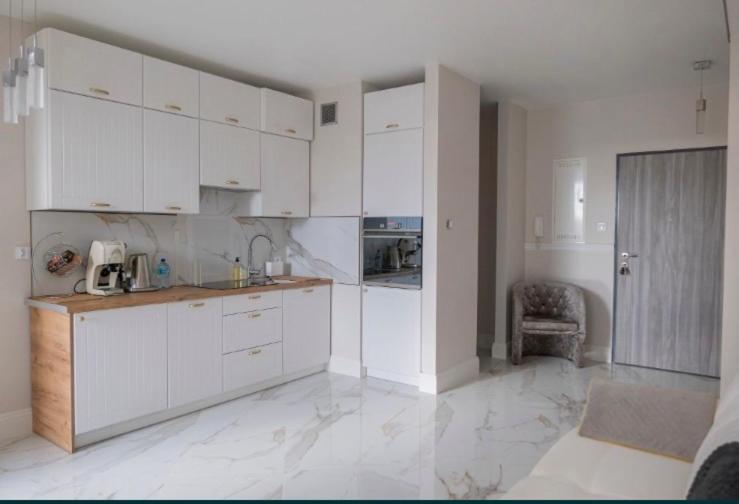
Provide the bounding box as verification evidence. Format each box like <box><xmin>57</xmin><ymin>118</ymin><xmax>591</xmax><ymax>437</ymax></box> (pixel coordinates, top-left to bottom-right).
<box><xmin>12</xmin><ymin>0</ymin><xmax>731</xmax><ymax>107</ymax></box>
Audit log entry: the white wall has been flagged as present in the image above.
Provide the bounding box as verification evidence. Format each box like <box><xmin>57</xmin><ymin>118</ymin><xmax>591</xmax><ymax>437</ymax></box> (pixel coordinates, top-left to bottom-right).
<box><xmin>494</xmin><ymin>101</ymin><xmax>527</xmax><ymax>358</ymax></box>
<box><xmin>0</xmin><ymin>15</ymin><xmax>32</xmax><ymax>445</ymax></box>
<box><xmin>721</xmin><ymin>0</ymin><xmax>739</xmax><ymax>394</ymax></box>
<box><xmin>422</xmin><ymin>64</ymin><xmax>480</xmax><ymax>391</ymax></box>
<box><xmin>525</xmin><ymin>83</ymin><xmax>729</xmax><ymax>359</ymax></box>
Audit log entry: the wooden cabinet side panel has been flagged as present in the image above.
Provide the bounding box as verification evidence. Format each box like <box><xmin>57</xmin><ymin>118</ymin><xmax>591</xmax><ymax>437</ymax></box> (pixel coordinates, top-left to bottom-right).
<box><xmin>30</xmin><ymin>308</ymin><xmax>74</xmax><ymax>452</ymax></box>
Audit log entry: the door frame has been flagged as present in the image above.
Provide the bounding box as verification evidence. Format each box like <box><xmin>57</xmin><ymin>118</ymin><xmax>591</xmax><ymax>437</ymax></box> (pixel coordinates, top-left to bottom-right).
<box><xmin>610</xmin><ymin>145</ymin><xmax>727</xmax><ymax>368</ymax></box>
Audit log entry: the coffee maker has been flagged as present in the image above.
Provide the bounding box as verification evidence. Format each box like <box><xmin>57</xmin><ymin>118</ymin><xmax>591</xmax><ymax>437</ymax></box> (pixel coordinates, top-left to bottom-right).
<box><xmin>86</xmin><ymin>241</ymin><xmax>125</xmax><ymax>296</ymax></box>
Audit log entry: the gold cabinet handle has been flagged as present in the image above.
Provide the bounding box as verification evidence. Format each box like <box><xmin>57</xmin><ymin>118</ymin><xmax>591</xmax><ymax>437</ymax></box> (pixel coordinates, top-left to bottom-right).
<box><xmin>189</xmin><ymin>302</ymin><xmax>205</xmax><ymax>308</ymax></box>
<box><xmin>166</xmin><ymin>205</ymin><xmax>182</xmax><ymax>211</ymax></box>
<box><xmin>79</xmin><ymin>315</ymin><xmax>85</xmax><ymax>322</ymax></box>
<box><xmin>248</xmin><ymin>312</ymin><xmax>262</xmax><ymax>319</ymax></box>
<box><xmin>248</xmin><ymin>348</ymin><xmax>262</xmax><ymax>356</ymax></box>
<box><xmin>89</xmin><ymin>202</ymin><xmax>111</xmax><ymax>208</ymax></box>
<box><xmin>284</xmin><ymin>128</ymin><xmax>297</xmax><ymax>134</ymax></box>
<box><xmin>385</xmin><ymin>123</ymin><xmax>399</xmax><ymax>129</ymax></box>
<box><xmin>165</xmin><ymin>104</ymin><xmax>182</xmax><ymax>112</ymax></box>
<box><xmin>248</xmin><ymin>295</ymin><xmax>262</xmax><ymax>300</ymax></box>
<box><xmin>281</xmin><ymin>210</ymin><xmax>293</xmax><ymax>216</ymax></box>
<box><xmin>89</xmin><ymin>87</ymin><xmax>110</xmax><ymax>96</ymax></box>
<box><xmin>225</xmin><ymin>116</ymin><xmax>240</xmax><ymax>124</ymax></box>
<box><xmin>225</xmin><ymin>180</ymin><xmax>240</xmax><ymax>186</ymax></box>
<box><xmin>303</xmin><ymin>288</ymin><xmax>314</xmax><ymax>293</ymax></box>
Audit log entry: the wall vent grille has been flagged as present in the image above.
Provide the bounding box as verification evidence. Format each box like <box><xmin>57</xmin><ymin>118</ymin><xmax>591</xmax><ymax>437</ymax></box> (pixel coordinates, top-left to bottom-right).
<box><xmin>320</xmin><ymin>102</ymin><xmax>337</xmax><ymax>126</ymax></box>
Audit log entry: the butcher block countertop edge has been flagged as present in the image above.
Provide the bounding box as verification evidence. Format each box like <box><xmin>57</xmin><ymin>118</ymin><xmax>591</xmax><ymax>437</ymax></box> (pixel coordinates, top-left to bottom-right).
<box><xmin>28</xmin><ymin>276</ymin><xmax>332</xmax><ymax>315</ymax></box>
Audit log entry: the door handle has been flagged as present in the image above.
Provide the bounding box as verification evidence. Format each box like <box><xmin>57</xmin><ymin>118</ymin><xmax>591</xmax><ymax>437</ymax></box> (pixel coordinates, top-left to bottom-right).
<box><xmin>620</xmin><ymin>252</ymin><xmax>639</xmax><ymax>259</ymax></box>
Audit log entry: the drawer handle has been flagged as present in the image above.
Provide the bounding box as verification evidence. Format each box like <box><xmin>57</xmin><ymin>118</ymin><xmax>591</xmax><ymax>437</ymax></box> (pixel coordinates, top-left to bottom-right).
<box><xmin>89</xmin><ymin>87</ymin><xmax>110</xmax><ymax>96</ymax></box>
<box><xmin>225</xmin><ymin>116</ymin><xmax>240</xmax><ymax>124</ymax></box>
<box><xmin>248</xmin><ymin>312</ymin><xmax>262</xmax><ymax>319</ymax></box>
<box><xmin>284</xmin><ymin>128</ymin><xmax>297</xmax><ymax>134</ymax></box>
<box><xmin>89</xmin><ymin>202</ymin><xmax>111</xmax><ymax>208</ymax></box>
<box><xmin>166</xmin><ymin>205</ymin><xmax>182</xmax><ymax>211</ymax></box>
<box><xmin>248</xmin><ymin>295</ymin><xmax>262</xmax><ymax>300</ymax></box>
<box><xmin>303</xmin><ymin>288</ymin><xmax>314</xmax><ymax>293</ymax></box>
<box><xmin>281</xmin><ymin>210</ymin><xmax>293</xmax><ymax>216</ymax></box>
<box><xmin>385</xmin><ymin>123</ymin><xmax>399</xmax><ymax>129</ymax></box>
<box><xmin>248</xmin><ymin>349</ymin><xmax>262</xmax><ymax>356</ymax></box>
<box><xmin>225</xmin><ymin>180</ymin><xmax>240</xmax><ymax>186</ymax></box>
<box><xmin>165</xmin><ymin>104</ymin><xmax>182</xmax><ymax>112</ymax></box>
<box><xmin>189</xmin><ymin>302</ymin><xmax>205</xmax><ymax>308</ymax></box>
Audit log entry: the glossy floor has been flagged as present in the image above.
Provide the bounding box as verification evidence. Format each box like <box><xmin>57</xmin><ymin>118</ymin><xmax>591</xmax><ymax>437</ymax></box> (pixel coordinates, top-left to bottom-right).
<box><xmin>0</xmin><ymin>357</ymin><xmax>718</xmax><ymax>499</ymax></box>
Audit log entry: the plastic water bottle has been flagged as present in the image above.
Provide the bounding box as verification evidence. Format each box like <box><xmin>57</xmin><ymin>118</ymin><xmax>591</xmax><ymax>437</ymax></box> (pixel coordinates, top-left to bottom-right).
<box><xmin>155</xmin><ymin>258</ymin><xmax>171</xmax><ymax>288</ymax></box>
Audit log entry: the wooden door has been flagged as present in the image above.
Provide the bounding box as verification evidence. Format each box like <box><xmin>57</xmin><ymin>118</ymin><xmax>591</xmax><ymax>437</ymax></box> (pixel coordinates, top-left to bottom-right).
<box><xmin>260</xmin><ymin>133</ymin><xmax>309</xmax><ymax>217</ymax></box>
<box><xmin>49</xmin><ymin>90</ymin><xmax>143</xmax><ymax>212</ymax></box>
<box><xmin>143</xmin><ymin>109</ymin><xmax>199</xmax><ymax>214</ymax></box>
<box><xmin>614</xmin><ymin>148</ymin><xmax>726</xmax><ymax>377</ymax></box>
<box><xmin>167</xmin><ymin>298</ymin><xmax>223</xmax><ymax>408</ymax></box>
<box><xmin>282</xmin><ymin>285</ymin><xmax>330</xmax><ymax>375</ymax></box>
<box><xmin>73</xmin><ymin>305</ymin><xmax>167</xmax><ymax>434</ymax></box>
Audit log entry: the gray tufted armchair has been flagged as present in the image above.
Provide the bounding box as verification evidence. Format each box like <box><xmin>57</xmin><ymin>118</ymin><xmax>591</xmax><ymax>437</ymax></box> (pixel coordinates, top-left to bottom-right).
<box><xmin>511</xmin><ymin>281</ymin><xmax>587</xmax><ymax>367</ymax></box>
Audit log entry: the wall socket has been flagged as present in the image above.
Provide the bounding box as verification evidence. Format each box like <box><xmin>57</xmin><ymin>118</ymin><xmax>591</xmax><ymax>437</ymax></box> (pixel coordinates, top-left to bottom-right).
<box><xmin>15</xmin><ymin>246</ymin><xmax>31</xmax><ymax>260</ymax></box>
<box><xmin>596</xmin><ymin>222</ymin><xmax>607</xmax><ymax>233</ymax></box>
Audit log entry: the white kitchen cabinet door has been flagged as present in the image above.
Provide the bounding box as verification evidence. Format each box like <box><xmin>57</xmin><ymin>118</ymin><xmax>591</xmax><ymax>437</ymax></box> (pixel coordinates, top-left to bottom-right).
<box><xmin>363</xmin><ymin>128</ymin><xmax>423</xmax><ymax>217</ymax></box>
<box><xmin>143</xmin><ymin>110</ymin><xmax>199</xmax><ymax>214</ymax></box>
<box><xmin>143</xmin><ymin>57</ymin><xmax>199</xmax><ymax>117</ymax></box>
<box><xmin>364</xmin><ymin>83</ymin><xmax>424</xmax><ymax>134</ymax></box>
<box><xmin>200</xmin><ymin>72</ymin><xmax>261</xmax><ymax>129</ymax></box>
<box><xmin>223</xmin><ymin>343</ymin><xmax>283</xmax><ymax>392</ymax></box>
<box><xmin>283</xmin><ymin>285</ymin><xmax>330</xmax><ymax>375</ymax></box>
<box><xmin>41</xmin><ymin>28</ymin><xmax>142</xmax><ymax>105</ymax></box>
<box><xmin>49</xmin><ymin>90</ymin><xmax>143</xmax><ymax>212</ymax></box>
<box><xmin>260</xmin><ymin>133</ymin><xmax>309</xmax><ymax>217</ymax></box>
<box><xmin>168</xmin><ymin>298</ymin><xmax>223</xmax><ymax>408</ymax></box>
<box><xmin>223</xmin><ymin>307</ymin><xmax>282</xmax><ymax>354</ymax></box>
<box><xmin>73</xmin><ymin>305</ymin><xmax>168</xmax><ymax>434</ymax></box>
<box><xmin>200</xmin><ymin>120</ymin><xmax>260</xmax><ymax>190</ymax></box>
<box><xmin>260</xmin><ymin>88</ymin><xmax>313</xmax><ymax>140</ymax></box>
<box><xmin>362</xmin><ymin>286</ymin><xmax>421</xmax><ymax>384</ymax></box>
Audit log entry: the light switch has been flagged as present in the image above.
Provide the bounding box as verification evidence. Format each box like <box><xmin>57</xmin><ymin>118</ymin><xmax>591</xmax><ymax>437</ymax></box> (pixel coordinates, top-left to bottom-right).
<box><xmin>15</xmin><ymin>246</ymin><xmax>31</xmax><ymax>260</ymax></box>
<box><xmin>446</xmin><ymin>219</ymin><xmax>454</xmax><ymax>230</ymax></box>
<box><xmin>596</xmin><ymin>222</ymin><xmax>607</xmax><ymax>233</ymax></box>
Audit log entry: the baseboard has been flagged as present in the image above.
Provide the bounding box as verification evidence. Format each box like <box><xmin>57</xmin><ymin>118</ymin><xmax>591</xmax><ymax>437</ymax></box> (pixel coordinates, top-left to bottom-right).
<box><xmin>0</xmin><ymin>408</ymin><xmax>32</xmax><ymax>447</ymax></box>
<box><xmin>419</xmin><ymin>356</ymin><xmax>480</xmax><ymax>395</ymax></box>
<box><xmin>366</xmin><ymin>368</ymin><xmax>419</xmax><ymax>386</ymax></box>
<box><xmin>328</xmin><ymin>355</ymin><xmax>365</xmax><ymax>378</ymax></box>
<box><xmin>585</xmin><ymin>344</ymin><xmax>611</xmax><ymax>363</ymax></box>
<box><xmin>492</xmin><ymin>341</ymin><xmax>508</xmax><ymax>360</ymax></box>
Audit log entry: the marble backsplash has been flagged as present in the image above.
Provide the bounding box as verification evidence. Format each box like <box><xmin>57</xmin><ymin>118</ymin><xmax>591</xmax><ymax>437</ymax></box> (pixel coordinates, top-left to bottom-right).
<box><xmin>31</xmin><ymin>189</ymin><xmax>360</xmax><ymax>296</ymax></box>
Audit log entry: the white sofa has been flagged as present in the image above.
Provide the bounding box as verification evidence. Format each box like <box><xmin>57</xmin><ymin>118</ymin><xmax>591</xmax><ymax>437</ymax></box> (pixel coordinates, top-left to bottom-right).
<box><xmin>505</xmin><ymin>377</ymin><xmax>739</xmax><ymax>500</ymax></box>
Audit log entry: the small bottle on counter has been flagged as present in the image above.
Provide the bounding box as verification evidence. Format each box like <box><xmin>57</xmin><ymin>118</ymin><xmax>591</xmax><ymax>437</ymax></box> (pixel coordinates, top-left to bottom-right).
<box><xmin>232</xmin><ymin>257</ymin><xmax>245</xmax><ymax>281</ymax></box>
<box><xmin>155</xmin><ymin>258</ymin><xmax>171</xmax><ymax>288</ymax></box>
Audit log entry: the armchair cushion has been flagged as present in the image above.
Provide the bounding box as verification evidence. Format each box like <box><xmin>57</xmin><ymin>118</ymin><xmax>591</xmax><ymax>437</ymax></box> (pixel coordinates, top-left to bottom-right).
<box><xmin>522</xmin><ymin>316</ymin><xmax>578</xmax><ymax>333</ymax></box>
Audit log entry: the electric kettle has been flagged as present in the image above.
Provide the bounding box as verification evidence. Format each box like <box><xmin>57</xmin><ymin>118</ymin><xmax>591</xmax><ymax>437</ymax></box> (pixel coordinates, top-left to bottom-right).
<box><xmin>125</xmin><ymin>253</ymin><xmax>157</xmax><ymax>292</ymax></box>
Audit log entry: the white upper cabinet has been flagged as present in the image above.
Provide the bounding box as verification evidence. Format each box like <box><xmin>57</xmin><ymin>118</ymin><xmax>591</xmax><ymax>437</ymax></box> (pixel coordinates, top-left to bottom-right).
<box><xmin>364</xmin><ymin>83</ymin><xmax>424</xmax><ymax>134</ymax></box>
<box><xmin>39</xmin><ymin>28</ymin><xmax>142</xmax><ymax>106</ymax></box>
<box><xmin>260</xmin><ymin>88</ymin><xmax>313</xmax><ymax>140</ymax></box>
<box><xmin>363</xmin><ymin>127</ymin><xmax>423</xmax><ymax>217</ymax></box>
<box><xmin>258</xmin><ymin>133</ymin><xmax>309</xmax><ymax>217</ymax></box>
<box><xmin>283</xmin><ymin>285</ymin><xmax>330</xmax><ymax>375</ymax></box>
<box><xmin>200</xmin><ymin>120</ymin><xmax>261</xmax><ymax>190</ymax></box>
<box><xmin>144</xmin><ymin>110</ymin><xmax>199</xmax><ymax>214</ymax></box>
<box><xmin>143</xmin><ymin>57</ymin><xmax>199</xmax><ymax>117</ymax></box>
<box><xmin>41</xmin><ymin>90</ymin><xmax>143</xmax><ymax>212</ymax></box>
<box><xmin>200</xmin><ymin>72</ymin><xmax>260</xmax><ymax>129</ymax></box>
<box><xmin>167</xmin><ymin>298</ymin><xmax>223</xmax><ymax>409</ymax></box>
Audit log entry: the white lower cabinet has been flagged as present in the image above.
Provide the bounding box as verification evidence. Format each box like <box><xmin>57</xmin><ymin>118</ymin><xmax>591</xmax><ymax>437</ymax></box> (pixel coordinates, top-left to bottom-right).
<box><xmin>223</xmin><ymin>307</ymin><xmax>282</xmax><ymax>354</ymax></box>
<box><xmin>73</xmin><ymin>305</ymin><xmax>167</xmax><ymax>434</ymax></box>
<box><xmin>283</xmin><ymin>285</ymin><xmax>331</xmax><ymax>375</ymax></box>
<box><xmin>362</xmin><ymin>286</ymin><xmax>421</xmax><ymax>383</ymax></box>
<box><xmin>223</xmin><ymin>343</ymin><xmax>283</xmax><ymax>392</ymax></box>
<box><xmin>167</xmin><ymin>298</ymin><xmax>223</xmax><ymax>408</ymax></box>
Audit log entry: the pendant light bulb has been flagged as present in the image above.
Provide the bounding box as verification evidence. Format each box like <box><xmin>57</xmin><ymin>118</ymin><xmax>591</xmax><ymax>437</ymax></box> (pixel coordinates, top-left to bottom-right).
<box><xmin>12</xmin><ymin>53</ymin><xmax>29</xmax><ymax>117</ymax></box>
<box><xmin>26</xmin><ymin>44</ymin><xmax>44</xmax><ymax>109</ymax></box>
<box><xmin>3</xmin><ymin>63</ymin><xmax>18</xmax><ymax>124</ymax></box>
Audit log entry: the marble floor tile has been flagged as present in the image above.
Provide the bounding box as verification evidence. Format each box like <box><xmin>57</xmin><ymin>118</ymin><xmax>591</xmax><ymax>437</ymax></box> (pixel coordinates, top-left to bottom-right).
<box><xmin>0</xmin><ymin>356</ymin><xmax>718</xmax><ymax>500</ymax></box>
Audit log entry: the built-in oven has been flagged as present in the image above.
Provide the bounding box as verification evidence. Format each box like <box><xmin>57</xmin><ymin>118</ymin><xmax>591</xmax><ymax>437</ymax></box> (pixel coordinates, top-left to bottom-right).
<box><xmin>362</xmin><ymin>217</ymin><xmax>422</xmax><ymax>289</ymax></box>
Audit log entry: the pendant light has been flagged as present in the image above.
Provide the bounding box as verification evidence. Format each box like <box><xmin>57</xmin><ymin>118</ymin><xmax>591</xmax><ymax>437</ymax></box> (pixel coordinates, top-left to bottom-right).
<box><xmin>2</xmin><ymin>0</ymin><xmax>17</xmax><ymax>124</ymax></box>
<box><xmin>12</xmin><ymin>0</ymin><xmax>29</xmax><ymax>116</ymax></box>
<box><xmin>693</xmin><ymin>60</ymin><xmax>711</xmax><ymax>135</ymax></box>
<box><xmin>26</xmin><ymin>0</ymin><xmax>43</xmax><ymax>109</ymax></box>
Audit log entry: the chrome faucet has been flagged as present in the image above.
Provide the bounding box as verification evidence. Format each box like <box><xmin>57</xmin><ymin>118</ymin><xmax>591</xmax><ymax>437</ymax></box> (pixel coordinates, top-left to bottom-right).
<box><xmin>247</xmin><ymin>234</ymin><xmax>275</xmax><ymax>279</ymax></box>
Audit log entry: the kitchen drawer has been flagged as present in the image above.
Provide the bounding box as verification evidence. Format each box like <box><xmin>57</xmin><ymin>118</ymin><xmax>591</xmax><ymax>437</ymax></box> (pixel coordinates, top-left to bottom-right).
<box><xmin>222</xmin><ymin>290</ymin><xmax>282</xmax><ymax>315</ymax></box>
<box><xmin>223</xmin><ymin>307</ymin><xmax>282</xmax><ymax>354</ymax></box>
<box><xmin>223</xmin><ymin>343</ymin><xmax>283</xmax><ymax>392</ymax></box>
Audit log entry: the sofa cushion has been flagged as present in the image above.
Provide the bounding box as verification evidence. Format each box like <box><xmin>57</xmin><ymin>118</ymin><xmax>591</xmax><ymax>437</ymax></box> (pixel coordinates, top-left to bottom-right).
<box><xmin>505</xmin><ymin>429</ymin><xmax>692</xmax><ymax>500</ymax></box>
<box><xmin>522</xmin><ymin>316</ymin><xmax>578</xmax><ymax>333</ymax></box>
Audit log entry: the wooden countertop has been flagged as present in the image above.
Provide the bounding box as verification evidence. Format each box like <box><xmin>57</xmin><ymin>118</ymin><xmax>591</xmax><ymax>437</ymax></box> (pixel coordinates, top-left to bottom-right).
<box><xmin>28</xmin><ymin>276</ymin><xmax>332</xmax><ymax>315</ymax></box>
